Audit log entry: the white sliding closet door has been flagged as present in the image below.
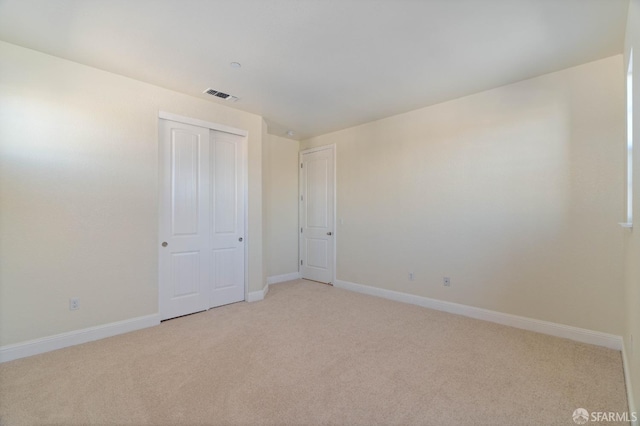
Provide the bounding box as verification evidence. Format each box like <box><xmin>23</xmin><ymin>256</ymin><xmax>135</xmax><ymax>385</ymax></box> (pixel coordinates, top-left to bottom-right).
<box><xmin>159</xmin><ymin>119</ymin><xmax>245</xmax><ymax>321</ymax></box>
<box><xmin>209</xmin><ymin>130</ymin><xmax>245</xmax><ymax>308</ymax></box>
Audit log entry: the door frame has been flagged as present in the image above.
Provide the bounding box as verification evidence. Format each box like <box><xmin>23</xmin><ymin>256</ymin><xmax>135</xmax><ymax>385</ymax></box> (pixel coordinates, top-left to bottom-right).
<box><xmin>299</xmin><ymin>144</ymin><xmax>337</xmax><ymax>284</ymax></box>
<box><xmin>157</xmin><ymin>111</ymin><xmax>249</xmax><ymax>316</ymax></box>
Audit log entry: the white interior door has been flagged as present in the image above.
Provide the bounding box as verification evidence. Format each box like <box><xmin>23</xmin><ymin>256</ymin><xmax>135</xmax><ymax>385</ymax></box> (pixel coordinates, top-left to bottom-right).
<box><xmin>209</xmin><ymin>130</ymin><xmax>245</xmax><ymax>308</ymax></box>
<box><xmin>159</xmin><ymin>118</ymin><xmax>245</xmax><ymax>321</ymax></box>
<box><xmin>159</xmin><ymin>120</ymin><xmax>210</xmax><ymax>320</ymax></box>
<box><xmin>300</xmin><ymin>145</ymin><xmax>335</xmax><ymax>284</ymax></box>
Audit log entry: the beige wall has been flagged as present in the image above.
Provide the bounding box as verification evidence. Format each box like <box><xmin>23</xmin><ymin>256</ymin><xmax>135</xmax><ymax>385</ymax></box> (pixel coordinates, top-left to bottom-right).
<box><xmin>265</xmin><ymin>134</ymin><xmax>300</xmax><ymax>277</ymax></box>
<box><xmin>302</xmin><ymin>56</ymin><xmax>626</xmax><ymax>335</ymax></box>
<box><xmin>624</xmin><ymin>0</ymin><xmax>640</xmax><ymax>414</ymax></box>
<box><xmin>0</xmin><ymin>41</ymin><xmax>265</xmax><ymax>346</ymax></box>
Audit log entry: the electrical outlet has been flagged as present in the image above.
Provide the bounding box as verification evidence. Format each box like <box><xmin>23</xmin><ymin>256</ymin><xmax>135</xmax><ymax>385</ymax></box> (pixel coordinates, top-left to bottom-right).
<box><xmin>69</xmin><ymin>298</ymin><xmax>80</xmax><ymax>311</ymax></box>
<box><xmin>409</xmin><ymin>272</ymin><xmax>415</xmax><ymax>281</ymax></box>
<box><xmin>443</xmin><ymin>277</ymin><xmax>450</xmax><ymax>287</ymax></box>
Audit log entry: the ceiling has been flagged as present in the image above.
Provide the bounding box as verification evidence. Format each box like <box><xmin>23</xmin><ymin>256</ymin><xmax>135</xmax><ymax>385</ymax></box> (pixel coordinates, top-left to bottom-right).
<box><xmin>0</xmin><ymin>0</ymin><xmax>630</xmax><ymax>140</ymax></box>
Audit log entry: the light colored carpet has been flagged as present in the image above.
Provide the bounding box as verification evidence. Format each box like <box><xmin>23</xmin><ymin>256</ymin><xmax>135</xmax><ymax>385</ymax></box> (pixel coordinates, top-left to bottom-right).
<box><xmin>0</xmin><ymin>280</ymin><xmax>628</xmax><ymax>425</ymax></box>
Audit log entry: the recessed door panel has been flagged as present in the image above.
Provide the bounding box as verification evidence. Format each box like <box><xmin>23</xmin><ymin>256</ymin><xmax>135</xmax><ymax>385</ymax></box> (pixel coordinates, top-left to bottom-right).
<box><xmin>306</xmin><ymin>239</ymin><xmax>328</xmax><ymax>269</ymax></box>
<box><xmin>306</xmin><ymin>158</ymin><xmax>328</xmax><ymax>229</ymax></box>
<box><xmin>212</xmin><ymin>248</ymin><xmax>236</xmax><ymax>290</ymax></box>
<box><xmin>171</xmin><ymin>130</ymin><xmax>200</xmax><ymax>236</ymax></box>
<box><xmin>171</xmin><ymin>252</ymin><xmax>200</xmax><ymax>297</ymax></box>
<box><xmin>212</xmin><ymin>137</ymin><xmax>237</xmax><ymax>235</ymax></box>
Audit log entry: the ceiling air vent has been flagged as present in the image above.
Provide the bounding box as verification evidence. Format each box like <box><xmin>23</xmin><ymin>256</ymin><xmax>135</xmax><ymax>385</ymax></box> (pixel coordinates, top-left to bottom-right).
<box><xmin>203</xmin><ymin>88</ymin><xmax>238</xmax><ymax>102</ymax></box>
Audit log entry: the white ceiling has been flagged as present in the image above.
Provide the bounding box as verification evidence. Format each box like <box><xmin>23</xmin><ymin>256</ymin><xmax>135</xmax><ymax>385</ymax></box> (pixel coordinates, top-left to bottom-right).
<box><xmin>0</xmin><ymin>0</ymin><xmax>630</xmax><ymax>140</ymax></box>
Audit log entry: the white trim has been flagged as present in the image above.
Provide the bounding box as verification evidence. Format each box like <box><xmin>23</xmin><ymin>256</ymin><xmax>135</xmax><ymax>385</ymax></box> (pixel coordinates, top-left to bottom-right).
<box><xmin>619</xmin><ymin>222</ymin><xmax>634</xmax><ymax>229</ymax></box>
<box><xmin>300</xmin><ymin>144</ymin><xmax>335</xmax><ymax>155</ymax></box>
<box><xmin>623</xmin><ymin>342</ymin><xmax>638</xmax><ymax>425</ymax></box>
<box><xmin>242</xmin><ymin>132</ymin><xmax>249</xmax><ymax>303</ymax></box>
<box><xmin>247</xmin><ymin>284</ymin><xmax>269</xmax><ymax>302</ymax></box>
<box><xmin>334</xmin><ymin>279</ymin><xmax>623</xmax><ymax>350</ymax></box>
<box><xmin>158</xmin><ymin>111</ymin><xmax>248</xmax><ymax>137</ymax></box>
<box><xmin>331</xmin><ymin>145</ymin><xmax>337</xmax><ymax>284</ymax></box>
<box><xmin>0</xmin><ymin>314</ymin><xmax>160</xmax><ymax>363</ymax></box>
<box><xmin>267</xmin><ymin>272</ymin><xmax>301</xmax><ymax>285</ymax></box>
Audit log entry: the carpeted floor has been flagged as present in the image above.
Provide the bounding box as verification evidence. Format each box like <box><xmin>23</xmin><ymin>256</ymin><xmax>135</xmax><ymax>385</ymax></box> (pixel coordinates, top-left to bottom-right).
<box><xmin>0</xmin><ymin>280</ymin><xmax>629</xmax><ymax>425</ymax></box>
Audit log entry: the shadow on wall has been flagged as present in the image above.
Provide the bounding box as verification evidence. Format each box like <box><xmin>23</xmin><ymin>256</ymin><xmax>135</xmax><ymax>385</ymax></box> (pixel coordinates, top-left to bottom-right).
<box><xmin>334</xmin><ymin>66</ymin><xmax>624</xmax><ymax>333</ymax></box>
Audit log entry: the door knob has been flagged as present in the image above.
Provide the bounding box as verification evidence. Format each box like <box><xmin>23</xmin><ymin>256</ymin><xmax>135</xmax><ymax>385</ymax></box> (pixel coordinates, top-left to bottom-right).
<box><xmin>327</xmin><ymin>232</ymin><xmax>332</xmax><ymax>236</ymax></box>
<box><xmin>161</xmin><ymin>242</ymin><xmax>168</xmax><ymax>247</ymax></box>
<box><xmin>239</xmin><ymin>237</ymin><xmax>243</xmax><ymax>242</ymax></box>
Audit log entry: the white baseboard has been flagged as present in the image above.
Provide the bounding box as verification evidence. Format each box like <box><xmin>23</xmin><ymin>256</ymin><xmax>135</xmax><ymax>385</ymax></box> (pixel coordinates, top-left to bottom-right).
<box><xmin>0</xmin><ymin>313</ymin><xmax>160</xmax><ymax>363</ymax></box>
<box><xmin>253</xmin><ymin>272</ymin><xmax>301</xmax><ymax>302</ymax></box>
<box><xmin>248</xmin><ymin>284</ymin><xmax>269</xmax><ymax>302</ymax></box>
<box><xmin>266</xmin><ymin>272</ymin><xmax>301</xmax><ymax>285</ymax></box>
<box><xmin>334</xmin><ymin>279</ymin><xmax>623</xmax><ymax>350</ymax></box>
<box><xmin>622</xmin><ymin>341</ymin><xmax>638</xmax><ymax>425</ymax></box>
